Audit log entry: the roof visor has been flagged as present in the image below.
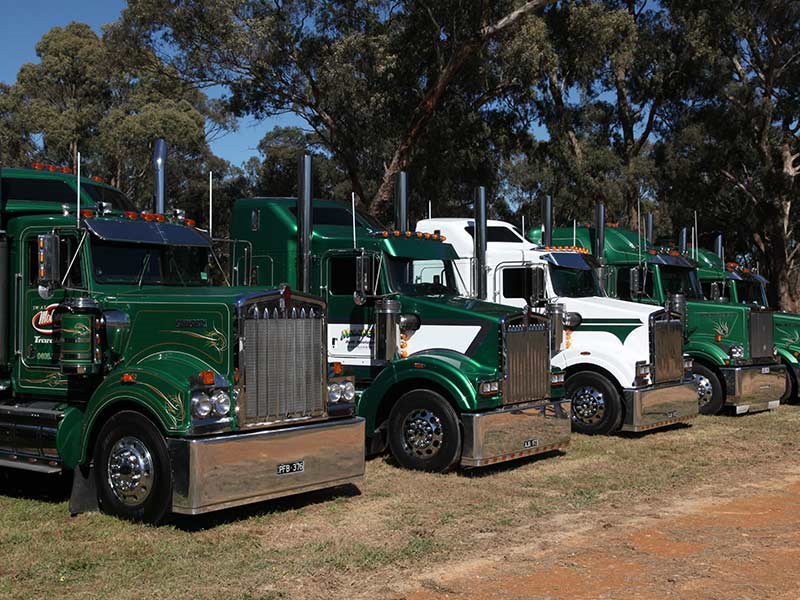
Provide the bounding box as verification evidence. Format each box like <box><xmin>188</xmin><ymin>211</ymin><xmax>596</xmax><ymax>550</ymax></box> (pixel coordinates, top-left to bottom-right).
<box><xmin>83</xmin><ymin>218</ymin><xmax>211</xmax><ymax>247</ymax></box>
<box><xmin>541</xmin><ymin>252</ymin><xmax>599</xmax><ymax>271</ymax></box>
<box><xmin>648</xmin><ymin>253</ymin><xmax>694</xmax><ymax>268</ymax></box>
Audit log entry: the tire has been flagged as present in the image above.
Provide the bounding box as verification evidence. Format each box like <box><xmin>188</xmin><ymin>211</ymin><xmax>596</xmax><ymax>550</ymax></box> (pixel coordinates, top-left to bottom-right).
<box><xmin>566</xmin><ymin>371</ymin><xmax>624</xmax><ymax>435</ymax></box>
<box><xmin>387</xmin><ymin>390</ymin><xmax>461</xmax><ymax>473</ymax></box>
<box><xmin>93</xmin><ymin>411</ymin><xmax>172</xmax><ymax>524</ymax></box>
<box><xmin>780</xmin><ymin>364</ymin><xmax>797</xmax><ymax>405</ymax></box>
<box><xmin>693</xmin><ymin>363</ymin><xmax>724</xmax><ymax>415</ymax></box>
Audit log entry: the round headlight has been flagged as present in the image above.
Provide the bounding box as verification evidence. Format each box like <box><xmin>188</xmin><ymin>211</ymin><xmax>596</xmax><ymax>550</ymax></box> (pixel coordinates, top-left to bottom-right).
<box><xmin>191</xmin><ymin>391</ymin><xmax>213</xmax><ymax>418</ymax></box>
<box><xmin>730</xmin><ymin>344</ymin><xmax>745</xmax><ymax>359</ymax></box>
<box><xmin>342</xmin><ymin>380</ymin><xmax>356</xmax><ymax>401</ymax></box>
<box><xmin>328</xmin><ymin>382</ymin><xmax>343</xmax><ymax>403</ymax></box>
<box><xmin>211</xmin><ymin>389</ymin><xmax>231</xmax><ymax>417</ymax></box>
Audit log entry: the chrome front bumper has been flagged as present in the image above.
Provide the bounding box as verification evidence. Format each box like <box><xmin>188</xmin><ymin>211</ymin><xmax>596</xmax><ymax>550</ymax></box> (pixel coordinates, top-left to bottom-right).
<box><xmin>721</xmin><ymin>364</ymin><xmax>786</xmax><ymax>413</ymax></box>
<box><xmin>460</xmin><ymin>399</ymin><xmax>571</xmax><ymax>467</ymax></box>
<box><xmin>622</xmin><ymin>379</ymin><xmax>698</xmax><ymax>432</ymax></box>
<box><xmin>168</xmin><ymin>417</ymin><xmax>365</xmax><ymax>515</ymax></box>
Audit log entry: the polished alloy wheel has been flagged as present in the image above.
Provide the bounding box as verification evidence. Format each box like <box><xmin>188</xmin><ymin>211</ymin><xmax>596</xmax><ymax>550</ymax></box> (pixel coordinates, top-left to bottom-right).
<box><xmin>571</xmin><ymin>386</ymin><xmax>606</xmax><ymax>425</ymax></box>
<box><xmin>107</xmin><ymin>436</ymin><xmax>154</xmax><ymax>505</ymax></box>
<box><xmin>694</xmin><ymin>374</ymin><xmax>713</xmax><ymax>408</ymax></box>
<box><xmin>401</xmin><ymin>408</ymin><xmax>444</xmax><ymax>458</ymax></box>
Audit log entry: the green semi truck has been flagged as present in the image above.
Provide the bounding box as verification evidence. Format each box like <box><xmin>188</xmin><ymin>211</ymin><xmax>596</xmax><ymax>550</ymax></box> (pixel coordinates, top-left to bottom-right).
<box><xmin>540</xmin><ymin>209</ymin><xmax>785</xmax><ymax>415</ymax></box>
<box><xmin>231</xmin><ymin>157</ymin><xmax>571</xmax><ymax>473</ymax></box>
<box><xmin>0</xmin><ymin>161</ymin><xmax>365</xmax><ymax>523</ymax></box>
<box><xmin>694</xmin><ymin>238</ymin><xmax>799</xmax><ymax>403</ymax></box>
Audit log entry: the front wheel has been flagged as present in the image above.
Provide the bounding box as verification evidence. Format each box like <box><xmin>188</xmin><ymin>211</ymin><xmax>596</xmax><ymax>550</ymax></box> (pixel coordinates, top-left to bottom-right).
<box><xmin>387</xmin><ymin>390</ymin><xmax>461</xmax><ymax>473</ymax></box>
<box><xmin>94</xmin><ymin>411</ymin><xmax>173</xmax><ymax>524</ymax></box>
<box><xmin>567</xmin><ymin>372</ymin><xmax>623</xmax><ymax>435</ymax></box>
<box><xmin>780</xmin><ymin>365</ymin><xmax>797</xmax><ymax>405</ymax></box>
<box><xmin>694</xmin><ymin>363</ymin><xmax>724</xmax><ymax>415</ymax></box>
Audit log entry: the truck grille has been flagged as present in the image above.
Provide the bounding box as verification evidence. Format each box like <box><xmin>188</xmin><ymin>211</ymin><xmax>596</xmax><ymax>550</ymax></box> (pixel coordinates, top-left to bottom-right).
<box><xmin>503</xmin><ymin>318</ymin><xmax>550</xmax><ymax>405</ymax></box>
<box><xmin>653</xmin><ymin>317</ymin><xmax>683</xmax><ymax>383</ymax></box>
<box><xmin>239</xmin><ymin>296</ymin><xmax>327</xmax><ymax>426</ymax></box>
<box><xmin>749</xmin><ymin>310</ymin><xmax>774</xmax><ymax>359</ymax></box>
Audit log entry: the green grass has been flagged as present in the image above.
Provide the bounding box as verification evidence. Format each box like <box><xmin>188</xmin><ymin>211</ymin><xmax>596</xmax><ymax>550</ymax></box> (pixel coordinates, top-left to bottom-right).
<box><xmin>1</xmin><ymin>407</ymin><xmax>799</xmax><ymax>600</ymax></box>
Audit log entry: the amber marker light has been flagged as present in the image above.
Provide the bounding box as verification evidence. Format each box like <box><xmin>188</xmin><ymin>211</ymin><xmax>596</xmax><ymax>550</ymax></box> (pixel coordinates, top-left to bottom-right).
<box><xmin>124</xmin><ymin>211</ymin><xmax>138</xmax><ymax>220</ymax></box>
<box><xmin>185</xmin><ymin>218</ymin><xmax>196</xmax><ymax>227</ymax></box>
<box><xmin>80</xmin><ymin>209</ymin><xmax>95</xmax><ymax>218</ymax></box>
<box><xmin>332</xmin><ymin>362</ymin><xmax>343</xmax><ymax>376</ymax></box>
<box><xmin>199</xmin><ymin>370</ymin><xmax>215</xmax><ymax>386</ymax></box>
<box><xmin>121</xmin><ymin>373</ymin><xmax>136</xmax><ymax>384</ymax></box>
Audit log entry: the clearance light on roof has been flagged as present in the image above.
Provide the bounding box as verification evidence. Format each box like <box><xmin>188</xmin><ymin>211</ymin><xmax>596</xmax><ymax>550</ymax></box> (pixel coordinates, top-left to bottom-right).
<box><xmin>32</xmin><ymin>163</ymin><xmax>44</xmax><ymax>170</ymax></box>
<box><xmin>405</xmin><ymin>231</ymin><xmax>412</xmax><ymax>238</ymax></box>
<box><xmin>80</xmin><ymin>209</ymin><xmax>95</xmax><ymax>218</ymax></box>
<box><xmin>393</xmin><ymin>230</ymin><xmax>401</xmax><ymax>237</ymax></box>
<box><xmin>91</xmin><ymin>176</ymin><xmax>104</xmax><ymax>183</ymax></box>
<box><xmin>382</xmin><ymin>231</ymin><xmax>389</xmax><ymax>238</ymax></box>
<box><xmin>185</xmin><ymin>218</ymin><xmax>196</xmax><ymax>227</ymax></box>
<box><xmin>124</xmin><ymin>211</ymin><xmax>138</xmax><ymax>220</ymax></box>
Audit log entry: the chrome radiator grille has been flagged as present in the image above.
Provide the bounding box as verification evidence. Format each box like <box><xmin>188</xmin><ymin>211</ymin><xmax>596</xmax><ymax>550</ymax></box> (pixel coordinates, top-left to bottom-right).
<box><xmin>240</xmin><ymin>301</ymin><xmax>327</xmax><ymax>426</ymax></box>
<box><xmin>653</xmin><ymin>317</ymin><xmax>683</xmax><ymax>383</ymax></box>
<box><xmin>749</xmin><ymin>310</ymin><xmax>774</xmax><ymax>359</ymax></box>
<box><xmin>503</xmin><ymin>319</ymin><xmax>550</xmax><ymax>405</ymax></box>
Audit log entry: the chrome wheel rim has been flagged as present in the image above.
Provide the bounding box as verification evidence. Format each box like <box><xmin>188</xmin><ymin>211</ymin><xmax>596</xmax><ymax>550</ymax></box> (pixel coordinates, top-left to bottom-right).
<box><xmin>107</xmin><ymin>436</ymin><xmax>154</xmax><ymax>506</ymax></box>
<box><xmin>571</xmin><ymin>386</ymin><xmax>606</xmax><ymax>425</ymax></box>
<box><xmin>694</xmin><ymin>374</ymin><xmax>713</xmax><ymax>408</ymax></box>
<box><xmin>401</xmin><ymin>408</ymin><xmax>444</xmax><ymax>458</ymax></box>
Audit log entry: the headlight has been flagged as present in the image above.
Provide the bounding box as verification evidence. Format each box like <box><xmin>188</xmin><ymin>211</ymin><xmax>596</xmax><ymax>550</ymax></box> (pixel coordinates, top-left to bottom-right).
<box><xmin>191</xmin><ymin>391</ymin><xmax>213</xmax><ymax>418</ymax></box>
<box><xmin>683</xmin><ymin>356</ymin><xmax>693</xmax><ymax>372</ymax></box>
<box><xmin>729</xmin><ymin>344</ymin><xmax>745</xmax><ymax>359</ymax></box>
<box><xmin>635</xmin><ymin>362</ymin><xmax>651</xmax><ymax>378</ymax></box>
<box><xmin>479</xmin><ymin>380</ymin><xmax>500</xmax><ymax>396</ymax></box>
<box><xmin>328</xmin><ymin>382</ymin><xmax>343</xmax><ymax>403</ymax></box>
<box><xmin>342</xmin><ymin>380</ymin><xmax>356</xmax><ymax>401</ymax></box>
<box><xmin>551</xmin><ymin>371</ymin><xmax>565</xmax><ymax>386</ymax></box>
<box><xmin>562</xmin><ymin>312</ymin><xmax>582</xmax><ymax>328</ymax></box>
<box><xmin>211</xmin><ymin>389</ymin><xmax>231</xmax><ymax>417</ymax></box>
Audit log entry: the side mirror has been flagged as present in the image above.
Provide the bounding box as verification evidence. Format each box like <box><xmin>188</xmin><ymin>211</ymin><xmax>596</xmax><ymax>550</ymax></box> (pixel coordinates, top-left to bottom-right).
<box><xmin>37</xmin><ymin>234</ymin><xmax>61</xmax><ymax>299</ymax></box>
<box><xmin>629</xmin><ymin>266</ymin><xmax>644</xmax><ymax>297</ymax></box>
<box><xmin>529</xmin><ymin>268</ymin><xmax>546</xmax><ymax>305</ymax></box>
<box><xmin>354</xmin><ymin>253</ymin><xmax>374</xmax><ymax>306</ymax></box>
<box><xmin>710</xmin><ymin>282</ymin><xmax>721</xmax><ymax>301</ymax></box>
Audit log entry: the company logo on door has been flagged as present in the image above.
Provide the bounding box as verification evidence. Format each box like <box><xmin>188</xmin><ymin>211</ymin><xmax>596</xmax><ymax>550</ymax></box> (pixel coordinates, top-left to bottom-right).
<box><xmin>32</xmin><ymin>304</ymin><xmax>59</xmax><ymax>335</ymax></box>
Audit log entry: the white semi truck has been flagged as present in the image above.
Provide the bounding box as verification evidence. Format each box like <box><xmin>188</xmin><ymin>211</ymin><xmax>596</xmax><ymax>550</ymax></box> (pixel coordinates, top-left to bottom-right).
<box><xmin>416</xmin><ymin>197</ymin><xmax>698</xmax><ymax>435</ymax></box>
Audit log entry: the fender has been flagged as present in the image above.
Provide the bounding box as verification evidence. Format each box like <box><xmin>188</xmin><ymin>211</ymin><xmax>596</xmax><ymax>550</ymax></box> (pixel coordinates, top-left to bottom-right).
<box><xmin>684</xmin><ymin>340</ymin><xmax>730</xmax><ymax>367</ymax></box>
<box><xmin>554</xmin><ymin>350</ymin><xmax>631</xmax><ymax>390</ymax></box>
<box><xmin>776</xmin><ymin>347</ymin><xmax>800</xmax><ymax>368</ymax></box>
<box><xmin>357</xmin><ymin>350</ymin><xmax>492</xmax><ymax>436</ymax></box>
<box><xmin>59</xmin><ymin>352</ymin><xmax>217</xmax><ymax>468</ymax></box>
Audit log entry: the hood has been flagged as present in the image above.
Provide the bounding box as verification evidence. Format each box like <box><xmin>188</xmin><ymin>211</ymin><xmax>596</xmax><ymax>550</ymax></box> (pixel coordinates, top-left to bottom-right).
<box><xmin>557</xmin><ymin>296</ymin><xmax>658</xmax><ymax>322</ymax></box>
<box><xmin>96</xmin><ymin>285</ymin><xmax>293</xmax><ymax>308</ymax></box>
<box><xmin>399</xmin><ymin>294</ymin><xmax>526</xmax><ymax>324</ymax></box>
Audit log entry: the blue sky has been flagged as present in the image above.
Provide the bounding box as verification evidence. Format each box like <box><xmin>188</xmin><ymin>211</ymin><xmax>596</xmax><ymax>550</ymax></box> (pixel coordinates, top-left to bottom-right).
<box><xmin>0</xmin><ymin>0</ymin><xmax>298</xmax><ymax>167</ymax></box>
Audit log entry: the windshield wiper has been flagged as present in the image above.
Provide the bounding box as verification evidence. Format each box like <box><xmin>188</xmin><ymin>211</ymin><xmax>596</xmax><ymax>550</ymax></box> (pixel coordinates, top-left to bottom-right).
<box><xmin>136</xmin><ymin>252</ymin><xmax>151</xmax><ymax>288</ymax></box>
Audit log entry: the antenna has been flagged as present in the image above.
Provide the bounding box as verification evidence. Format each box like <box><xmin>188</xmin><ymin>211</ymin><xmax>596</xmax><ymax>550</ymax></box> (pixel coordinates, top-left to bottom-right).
<box><xmin>208</xmin><ymin>171</ymin><xmax>213</xmax><ymax>238</ymax></box>
<box><xmin>351</xmin><ymin>192</ymin><xmax>357</xmax><ymax>249</ymax></box>
<box><xmin>573</xmin><ymin>219</ymin><xmax>576</xmax><ymax>246</ymax></box>
<box><xmin>521</xmin><ymin>215</ymin><xmax>525</xmax><ymax>237</ymax></box>
<box><xmin>76</xmin><ymin>151</ymin><xmax>81</xmax><ymax>227</ymax></box>
<box><xmin>694</xmin><ymin>211</ymin><xmax>699</xmax><ymax>260</ymax></box>
<box><xmin>637</xmin><ymin>198</ymin><xmax>642</xmax><ymax>266</ymax></box>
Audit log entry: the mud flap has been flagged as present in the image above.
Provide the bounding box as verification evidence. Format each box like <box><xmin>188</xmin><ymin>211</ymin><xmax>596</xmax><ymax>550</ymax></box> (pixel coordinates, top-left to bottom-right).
<box><xmin>69</xmin><ymin>463</ymin><xmax>98</xmax><ymax>516</ymax></box>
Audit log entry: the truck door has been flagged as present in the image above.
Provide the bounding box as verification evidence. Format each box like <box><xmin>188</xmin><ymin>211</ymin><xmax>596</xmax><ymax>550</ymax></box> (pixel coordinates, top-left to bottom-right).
<box><xmin>14</xmin><ymin>229</ymin><xmax>84</xmax><ymax>394</ymax></box>
<box><xmin>324</xmin><ymin>253</ymin><xmax>375</xmax><ymax>365</ymax></box>
<box><xmin>497</xmin><ymin>265</ymin><xmax>538</xmax><ymax>306</ymax></box>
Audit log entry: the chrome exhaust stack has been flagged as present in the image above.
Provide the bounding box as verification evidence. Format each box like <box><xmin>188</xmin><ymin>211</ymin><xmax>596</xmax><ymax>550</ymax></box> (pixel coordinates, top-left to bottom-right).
<box><xmin>394</xmin><ymin>171</ymin><xmax>408</xmax><ymax>232</ymax></box>
<box><xmin>679</xmin><ymin>227</ymin><xmax>688</xmax><ymax>253</ymax></box>
<box><xmin>714</xmin><ymin>233</ymin><xmax>724</xmax><ymax>260</ymax></box>
<box><xmin>646</xmin><ymin>213</ymin><xmax>654</xmax><ymax>246</ymax></box>
<box><xmin>473</xmin><ymin>186</ymin><xmax>488</xmax><ymax>300</ymax></box>
<box><xmin>153</xmin><ymin>138</ymin><xmax>167</xmax><ymax>214</ymax></box>
<box><xmin>297</xmin><ymin>154</ymin><xmax>313</xmax><ymax>293</ymax></box>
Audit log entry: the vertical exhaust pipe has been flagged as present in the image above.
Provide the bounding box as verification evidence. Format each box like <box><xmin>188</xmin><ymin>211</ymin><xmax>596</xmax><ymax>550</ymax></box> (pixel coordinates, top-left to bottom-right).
<box><xmin>541</xmin><ymin>196</ymin><xmax>553</xmax><ymax>247</ymax></box>
<box><xmin>473</xmin><ymin>186</ymin><xmax>488</xmax><ymax>300</ymax></box>
<box><xmin>152</xmin><ymin>138</ymin><xmax>167</xmax><ymax>214</ymax></box>
<box><xmin>679</xmin><ymin>227</ymin><xmax>687</xmax><ymax>253</ymax></box>
<box><xmin>714</xmin><ymin>233</ymin><xmax>724</xmax><ymax>260</ymax></box>
<box><xmin>594</xmin><ymin>202</ymin><xmax>606</xmax><ymax>258</ymax></box>
<box><xmin>645</xmin><ymin>213</ymin><xmax>654</xmax><ymax>245</ymax></box>
<box><xmin>394</xmin><ymin>171</ymin><xmax>408</xmax><ymax>232</ymax></box>
<box><xmin>297</xmin><ymin>154</ymin><xmax>313</xmax><ymax>293</ymax></box>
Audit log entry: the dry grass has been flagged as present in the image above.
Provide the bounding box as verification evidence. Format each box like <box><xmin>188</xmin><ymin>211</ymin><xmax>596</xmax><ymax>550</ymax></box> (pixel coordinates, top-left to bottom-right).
<box><xmin>2</xmin><ymin>406</ymin><xmax>799</xmax><ymax>600</ymax></box>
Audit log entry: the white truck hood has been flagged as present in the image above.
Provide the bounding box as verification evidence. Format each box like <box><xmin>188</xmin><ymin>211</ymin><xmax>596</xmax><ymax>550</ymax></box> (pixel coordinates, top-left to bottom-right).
<box><xmin>557</xmin><ymin>296</ymin><xmax>662</xmax><ymax>322</ymax></box>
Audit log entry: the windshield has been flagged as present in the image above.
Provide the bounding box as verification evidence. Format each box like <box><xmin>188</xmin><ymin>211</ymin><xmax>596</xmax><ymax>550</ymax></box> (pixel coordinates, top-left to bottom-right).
<box><xmin>386</xmin><ymin>257</ymin><xmax>461</xmax><ymax>296</ymax></box>
<box><xmin>549</xmin><ymin>265</ymin><xmax>604</xmax><ymax>297</ymax></box>
<box><xmin>658</xmin><ymin>266</ymin><xmax>703</xmax><ymax>300</ymax></box>
<box><xmin>83</xmin><ymin>184</ymin><xmax>137</xmax><ymax>212</ymax></box>
<box><xmin>738</xmin><ymin>279</ymin><xmax>768</xmax><ymax>307</ymax></box>
<box><xmin>90</xmin><ymin>239</ymin><xmax>223</xmax><ymax>286</ymax></box>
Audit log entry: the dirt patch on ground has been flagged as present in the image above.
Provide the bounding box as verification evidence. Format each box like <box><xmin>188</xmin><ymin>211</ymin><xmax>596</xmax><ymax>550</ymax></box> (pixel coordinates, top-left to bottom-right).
<box><xmin>406</xmin><ymin>473</ymin><xmax>800</xmax><ymax>600</ymax></box>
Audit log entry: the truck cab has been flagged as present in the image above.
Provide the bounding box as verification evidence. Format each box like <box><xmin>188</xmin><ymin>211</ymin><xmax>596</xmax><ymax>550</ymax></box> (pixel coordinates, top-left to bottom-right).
<box><xmin>0</xmin><ymin>166</ymin><xmax>365</xmax><ymax>523</ymax></box>
<box><xmin>417</xmin><ymin>217</ymin><xmax>697</xmax><ymax>435</ymax></box>
<box><xmin>695</xmin><ymin>245</ymin><xmax>799</xmax><ymax>403</ymax></box>
<box><xmin>544</xmin><ymin>223</ymin><xmax>785</xmax><ymax>415</ymax></box>
<box><xmin>231</xmin><ymin>193</ymin><xmax>571</xmax><ymax>473</ymax></box>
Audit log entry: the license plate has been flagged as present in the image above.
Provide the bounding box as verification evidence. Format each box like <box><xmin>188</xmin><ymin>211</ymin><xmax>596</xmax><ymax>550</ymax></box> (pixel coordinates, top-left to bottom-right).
<box><xmin>523</xmin><ymin>439</ymin><xmax>539</xmax><ymax>449</ymax></box>
<box><xmin>762</xmin><ymin>367</ymin><xmax>770</xmax><ymax>374</ymax></box>
<box><xmin>277</xmin><ymin>460</ymin><xmax>304</xmax><ymax>475</ymax></box>
<box><xmin>665</xmin><ymin>410</ymin><xmax>677</xmax><ymax>419</ymax></box>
